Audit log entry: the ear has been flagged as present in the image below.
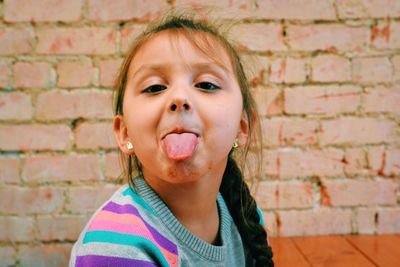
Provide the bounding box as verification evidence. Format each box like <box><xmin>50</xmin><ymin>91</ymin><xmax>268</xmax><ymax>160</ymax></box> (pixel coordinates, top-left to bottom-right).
<box><xmin>236</xmin><ymin>111</ymin><xmax>249</xmax><ymax>148</ymax></box>
<box><xmin>113</xmin><ymin>115</ymin><xmax>135</xmax><ymax>155</ymax></box>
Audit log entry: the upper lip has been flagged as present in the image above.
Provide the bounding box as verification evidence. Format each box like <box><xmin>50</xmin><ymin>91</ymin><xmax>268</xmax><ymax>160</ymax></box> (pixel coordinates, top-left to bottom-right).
<box><xmin>161</xmin><ymin>127</ymin><xmax>200</xmax><ymax>140</ymax></box>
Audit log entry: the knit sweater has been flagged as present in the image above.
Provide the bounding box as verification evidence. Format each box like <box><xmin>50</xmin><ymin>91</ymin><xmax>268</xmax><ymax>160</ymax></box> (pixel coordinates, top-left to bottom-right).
<box><xmin>69</xmin><ymin>177</ymin><xmax>258</xmax><ymax>266</ymax></box>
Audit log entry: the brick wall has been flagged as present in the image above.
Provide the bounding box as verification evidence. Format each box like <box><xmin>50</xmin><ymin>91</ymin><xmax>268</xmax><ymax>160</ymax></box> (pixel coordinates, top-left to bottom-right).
<box><xmin>0</xmin><ymin>0</ymin><xmax>399</xmax><ymax>266</ymax></box>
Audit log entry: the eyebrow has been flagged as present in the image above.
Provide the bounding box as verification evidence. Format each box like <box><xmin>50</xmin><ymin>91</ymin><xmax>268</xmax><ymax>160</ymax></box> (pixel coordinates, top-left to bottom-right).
<box><xmin>131</xmin><ymin>62</ymin><xmax>231</xmax><ymax>80</ymax></box>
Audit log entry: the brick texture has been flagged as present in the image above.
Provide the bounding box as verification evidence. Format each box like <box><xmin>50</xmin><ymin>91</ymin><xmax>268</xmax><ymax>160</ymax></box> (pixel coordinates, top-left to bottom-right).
<box><xmin>4</xmin><ymin>0</ymin><xmax>82</xmax><ymax>22</ymax></box>
<box><xmin>36</xmin><ymin>28</ymin><xmax>116</xmax><ymax>55</ymax></box>
<box><xmin>13</xmin><ymin>62</ymin><xmax>51</xmax><ymax>88</ymax></box>
<box><xmin>0</xmin><ymin>2</ymin><xmax>399</xmax><ymax>261</ymax></box>
<box><xmin>56</xmin><ymin>60</ymin><xmax>93</xmax><ymax>88</ymax></box>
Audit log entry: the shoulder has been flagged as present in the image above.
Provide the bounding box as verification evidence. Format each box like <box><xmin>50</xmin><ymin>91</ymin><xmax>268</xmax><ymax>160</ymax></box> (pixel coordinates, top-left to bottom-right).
<box><xmin>69</xmin><ymin>184</ymin><xmax>178</xmax><ymax>267</ymax></box>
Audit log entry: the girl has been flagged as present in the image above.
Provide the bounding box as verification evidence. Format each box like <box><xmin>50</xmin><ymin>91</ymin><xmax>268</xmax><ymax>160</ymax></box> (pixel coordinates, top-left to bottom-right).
<box><xmin>70</xmin><ymin>13</ymin><xmax>274</xmax><ymax>267</ymax></box>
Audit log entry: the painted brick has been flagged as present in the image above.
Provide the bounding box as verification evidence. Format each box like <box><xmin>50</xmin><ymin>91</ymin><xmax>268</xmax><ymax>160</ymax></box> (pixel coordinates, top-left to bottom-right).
<box><xmin>67</xmin><ymin>185</ymin><xmax>120</xmax><ymax>213</ymax></box>
<box><xmin>371</xmin><ymin>21</ymin><xmax>391</xmax><ymax>48</ymax></box>
<box><xmin>88</xmin><ymin>0</ymin><xmax>168</xmax><ymax>22</ymax></box>
<box><xmin>262</xmin><ymin>118</ymin><xmax>282</xmax><ymax>147</ymax></box>
<box><xmin>393</xmin><ymin>55</ymin><xmax>400</xmax><ymax>81</ymax></box>
<box><xmin>36</xmin><ymin>28</ymin><xmax>116</xmax><ymax>55</ymax></box>
<box><xmin>181</xmin><ymin>0</ymin><xmax>335</xmax><ymax>21</ymax></box>
<box><xmin>231</xmin><ymin>23</ymin><xmax>286</xmax><ymax>52</ymax></box>
<box><xmin>320</xmin><ymin>117</ymin><xmax>397</xmax><ymax>145</ymax></box>
<box><xmin>284</xmin><ymin>85</ymin><xmax>361</xmax><ymax>115</ymax></box>
<box><xmin>279</xmin><ymin>149</ymin><xmax>344</xmax><ymax>179</ymax></box>
<box><xmin>254</xmin><ymin>181</ymin><xmax>277</xmax><ymax>209</ymax></box>
<box><xmin>0</xmin><ymin>246</ymin><xmax>16</xmax><ymax>267</ymax></box>
<box><xmin>0</xmin><ymin>28</ymin><xmax>34</xmax><ymax>55</ymax></box>
<box><xmin>366</xmin><ymin>146</ymin><xmax>400</xmax><ymax>176</ymax></box>
<box><xmin>37</xmin><ymin>215</ymin><xmax>89</xmax><ymax>241</ymax></box>
<box><xmin>363</xmin><ymin>86</ymin><xmax>400</xmax><ymax>113</ymax></box>
<box><xmin>0</xmin><ymin>124</ymin><xmax>72</xmax><ymax>151</ymax></box>
<box><xmin>278</xmin><ymin>181</ymin><xmax>313</xmax><ymax>209</ymax></box>
<box><xmin>0</xmin><ymin>92</ymin><xmax>32</xmax><ymax>120</ymax></box>
<box><xmin>4</xmin><ymin>0</ymin><xmax>82</xmax><ymax>22</ymax></box>
<box><xmin>22</xmin><ymin>155</ymin><xmax>100</xmax><ymax>183</ymax></box>
<box><xmin>384</xmin><ymin>149</ymin><xmax>400</xmax><ymax>176</ymax></box>
<box><xmin>389</xmin><ymin>22</ymin><xmax>400</xmax><ymax>49</ymax></box>
<box><xmin>262</xmin><ymin>118</ymin><xmax>319</xmax><ymax>147</ymax></box>
<box><xmin>311</xmin><ymin>54</ymin><xmax>351</xmax><ymax>82</ymax></box>
<box><xmin>120</xmin><ymin>25</ymin><xmax>147</xmax><ymax>54</ymax></box>
<box><xmin>251</xmin><ymin>0</ymin><xmax>336</xmax><ymax>20</ymax></box>
<box><xmin>0</xmin><ymin>62</ymin><xmax>9</xmax><ymax>88</ymax></box>
<box><xmin>344</xmin><ymin>148</ymin><xmax>368</xmax><ymax>176</ymax></box>
<box><xmin>240</xmin><ymin>55</ymin><xmax>269</xmax><ymax>87</ymax></box>
<box><xmin>35</xmin><ymin>90</ymin><xmax>113</xmax><ymax>120</ymax></box>
<box><xmin>278</xmin><ymin>209</ymin><xmax>352</xmax><ymax>236</ymax></box>
<box><xmin>356</xmin><ymin>208</ymin><xmax>376</xmax><ymax>234</ymax></box>
<box><xmin>0</xmin><ymin>157</ymin><xmax>20</xmax><ymax>184</ymax></box>
<box><xmin>0</xmin><ymin>216</ymin><xmax>35</xmax><ymax>242</ymax></box>
<box><xmin>321</xmin><ymin>179</ymin><xmax>397</xmax><ymax>207</ymax></box>
<box><xmin>263</xmin><ymin>150</ymin><xmax>279</xmax><ymax>177</ymax></box>
<box><xmin>367</xmin><ymin>146</ymin><xmax>385</xmax><ymax>174</ymax></box>
<box><xmin>377</xmin><ymin>208</ymin><xmax>400</xmax><ymax>233</ymax></box>
<box><xmin>57</xmin><ymin>60</ymin><xmax>93</xmax><ymax>88</ymax></box>
<box><xmin>251</xmin><ymin>88</ymin><xmax>282</xmax><ymax>116</ymax></box>
<box><xmin>98</xmin><ymin>58</ymin><xmax>123</xmax><ymax>87</ymax></box>
<box><xmin>104</xmin><ymin>153</ymin><xmax>123</xmax><ymax>180</ymax></box>
<box><xmin>19</xmin><ymin>244</ymin><xmax>72</xmax><ymax>267</ymax></box>
<box><xmin>263</xmin><ymin>211</ymin><xmax>277</xmax><ymax>237</ymax></box>
<box><xmin>13</xmin><ymin>62</ymin><xmax>51</xmax><ymax>88</ymax></box>
<box><xmin>352</xmin><ymin>57</ymin><xmax>392</xmax><ymax>83</ymax></box>
<box><xmin>269</xmin><ymin>57</ymin><xmax>307</xmax><ymax>84</ymax></box>
<box><xmin>336</xmin><ymin>0</ymin><xmax>400</xmax><ymax>18</ymax></box>
<box><xmin>287</xmin><ymin>24</ymin><xmax>368</xmax><ymax>52</ymax></box>
<box><xmin>172</xmin><ymin>0</ymin><xmax>253</xmax><ymax>20</ymax></box>
<box><xmin>75</xmin><ymin>122</ymin><xmax>117</xmax><ymax>150</ymax></box>
<box><xmin>281</xmin><ymin>119</ymin><xmax>319</xmax><ymax>146</ymax></box>
<box><xmin>372</xmin><ymin>21</ymin><xmax>400</xmax><ymax>49</ymax></box>
<box><xmin>0</xmin><ymin>186</ymin><xmax>64</xmax><ymax>214</ymax></box>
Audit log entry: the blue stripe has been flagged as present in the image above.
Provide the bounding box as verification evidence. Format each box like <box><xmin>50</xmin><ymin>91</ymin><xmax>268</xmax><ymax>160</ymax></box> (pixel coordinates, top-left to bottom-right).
<box><xmin>122</xmin><ymin>187</ymin><xmax>156</xmax><ymax>215</ymax></box>
<box><xmin>83</xmin><ymin>230</ymin><xmax>171</xmax><ymax>267</ymax></box>
<box><xmin>256</xmin><ymin>207</ymin><xmax>264</xmax><ymax>225</ymax></box>
<box><xmin>101</xmin><ymin>201</ymin><xmax>177</xmax><ymax>254</ymax></box>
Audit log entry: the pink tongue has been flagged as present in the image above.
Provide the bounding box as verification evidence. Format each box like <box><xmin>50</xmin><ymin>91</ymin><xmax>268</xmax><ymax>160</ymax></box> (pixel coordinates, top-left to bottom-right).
<box><xmin>162</xmin><ymin>133</ymin><xmax>198</xmax><ymax>160</ymax></box>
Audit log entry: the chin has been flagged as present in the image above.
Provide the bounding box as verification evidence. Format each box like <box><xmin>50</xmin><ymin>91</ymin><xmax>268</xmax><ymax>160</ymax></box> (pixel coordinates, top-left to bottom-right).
<box><xmin>162</xmin><ymin>161</ymin><xmax>206</xmax><ymax>184</ymax></box>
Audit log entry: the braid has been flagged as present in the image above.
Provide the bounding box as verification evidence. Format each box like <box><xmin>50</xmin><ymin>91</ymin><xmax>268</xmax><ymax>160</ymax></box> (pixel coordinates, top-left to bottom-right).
<box><xmin>220</xmin><ymin>157</ymin><xmax>274</xmax><ymax>267</ymax></box>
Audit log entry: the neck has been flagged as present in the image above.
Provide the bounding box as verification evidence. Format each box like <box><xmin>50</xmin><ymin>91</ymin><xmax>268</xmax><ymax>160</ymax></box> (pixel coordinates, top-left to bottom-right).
<box><xmin>142</xmin><ymin>164</ymin><xmax>226</xmax><ymax>244</ymax></box>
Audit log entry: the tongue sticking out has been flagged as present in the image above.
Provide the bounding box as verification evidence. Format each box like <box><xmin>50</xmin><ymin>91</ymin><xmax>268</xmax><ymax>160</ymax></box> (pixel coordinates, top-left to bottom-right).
<box><xmin>162</xmin><ymin>133</ymin><xmax>198</xmax><ymax>160</ymax></box>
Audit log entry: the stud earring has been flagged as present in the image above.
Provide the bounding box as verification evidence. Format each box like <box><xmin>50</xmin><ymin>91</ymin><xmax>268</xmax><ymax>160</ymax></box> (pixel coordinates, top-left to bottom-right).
<box><xmin>233</xmin><ymin>139</ymin><xmax>240</xmax><ymax>149</ymax></box>
<box><xmin>126</xmin><ymin>141</ymin><xmax>133</xmax><ymax>150</ymax></box>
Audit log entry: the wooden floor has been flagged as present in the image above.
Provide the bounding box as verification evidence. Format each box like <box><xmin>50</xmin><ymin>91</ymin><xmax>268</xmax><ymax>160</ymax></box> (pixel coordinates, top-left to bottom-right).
<box><xmin>269</xmin><ymin>234</ymin><xmax>400</xmax><ymax>267</ymax></box>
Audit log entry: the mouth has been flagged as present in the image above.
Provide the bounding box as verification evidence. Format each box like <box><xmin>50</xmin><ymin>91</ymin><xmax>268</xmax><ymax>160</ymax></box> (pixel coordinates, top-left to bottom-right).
<box><xmin>161</xmin><ymin>128</ymin><xmax>199</xmax><ymax>140</ymax></box>
<box><xmin>161</xmin><ymin>128</ymin><xmax>200</xmax><ymax>161</ymax></box>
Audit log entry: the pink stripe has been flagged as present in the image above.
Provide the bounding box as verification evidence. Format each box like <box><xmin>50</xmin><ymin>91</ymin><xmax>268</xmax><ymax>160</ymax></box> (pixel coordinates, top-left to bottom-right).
<box><xmin>88</xmin><ymin>219</ymin><xmax>178</xmax><ymax>266</ymax></box>
<box><xmin>94</xmin><ymin>210</ymin><xmax>145</xmax><ymax>226</ymax></box>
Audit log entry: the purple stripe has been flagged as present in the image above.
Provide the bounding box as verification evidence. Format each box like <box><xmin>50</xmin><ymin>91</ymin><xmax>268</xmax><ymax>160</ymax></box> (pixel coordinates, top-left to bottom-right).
<box><xmin>103</xmin><ymin>202</ymin><xmax>141</xmax><ymax>216</ymax></box>
<box><xmin>75</xmin><ymin>255</ymin><xmax>157</xmax><ymax>267</ymax></box>
<box><xmin>101</xmin><ymin>201</ymin><xmax>178</xmax><ymax>254</ymax></box>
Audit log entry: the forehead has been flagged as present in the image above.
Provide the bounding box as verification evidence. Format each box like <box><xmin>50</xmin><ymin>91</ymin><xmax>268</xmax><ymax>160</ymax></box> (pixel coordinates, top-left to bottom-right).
<box><xmin>129</xmin><ymin>30</ymin><xmax>234</xmax><ymax>75</ymax></box>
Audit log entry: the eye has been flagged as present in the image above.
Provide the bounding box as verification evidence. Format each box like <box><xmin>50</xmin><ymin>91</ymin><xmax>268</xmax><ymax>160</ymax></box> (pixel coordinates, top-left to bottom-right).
<box><xmin>142</xmin><ymin>84</ymin><xmax>167</xmax><ymax>94</ymax></box>
<box><xmin>195</xmin><ymin>82</ymin><xmax>221</xmax><ymax>91</ymax></box>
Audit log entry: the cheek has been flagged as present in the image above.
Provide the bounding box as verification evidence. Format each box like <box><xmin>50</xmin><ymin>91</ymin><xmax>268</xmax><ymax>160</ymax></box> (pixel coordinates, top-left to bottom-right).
<box><xmin>206</xmin><ymin>104</ymin><xmax>242</xmax><ymax>142</ymax></box>
<box><xmin>124</xmin><ymin>106</ymin><xmax>157</xmax><ymax>143</ymax></box>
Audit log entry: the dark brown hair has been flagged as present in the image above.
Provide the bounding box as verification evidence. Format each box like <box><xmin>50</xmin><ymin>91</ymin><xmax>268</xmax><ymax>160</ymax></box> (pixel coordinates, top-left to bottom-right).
<box><xmin>113</xmin><ymin>12</ymin><xmax>274</xmax><ymax>267</ymax></box>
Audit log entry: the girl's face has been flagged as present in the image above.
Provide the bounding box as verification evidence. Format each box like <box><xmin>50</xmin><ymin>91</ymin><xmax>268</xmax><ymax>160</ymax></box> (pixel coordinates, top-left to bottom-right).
<box><xmin>114</xmin><ymin>31</ymin><xmax>247</xmax><ymax>184</ymax></box>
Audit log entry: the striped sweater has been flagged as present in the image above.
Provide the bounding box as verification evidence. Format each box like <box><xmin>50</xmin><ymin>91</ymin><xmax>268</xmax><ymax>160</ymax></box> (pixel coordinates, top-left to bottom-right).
<box><xmin>69</xmin><ymin>177</ymin><xmax>256</xmax><ymax>266</ymax></box>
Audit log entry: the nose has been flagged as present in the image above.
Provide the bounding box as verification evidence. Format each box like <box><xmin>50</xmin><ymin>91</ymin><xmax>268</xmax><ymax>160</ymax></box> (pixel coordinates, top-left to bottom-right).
<box><xmin>167</xmin><ymin>86</ymin><xmax>192</xmax><ymax>112</ymax></box>
<box><xmin>170</xmin><ymin>100</ymin><xmax>191</xmax><ymax>112</ymax></box>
